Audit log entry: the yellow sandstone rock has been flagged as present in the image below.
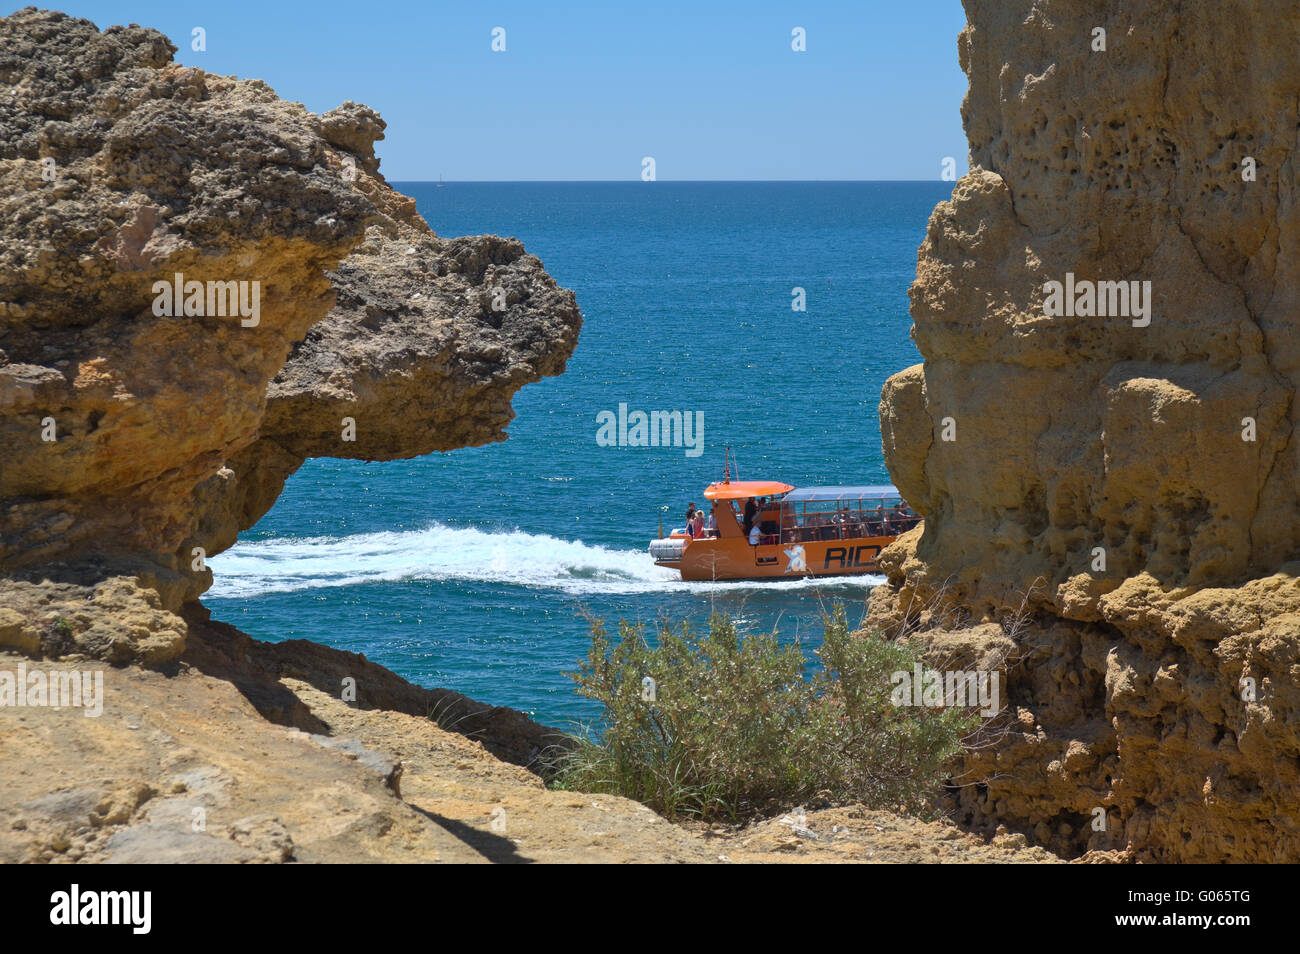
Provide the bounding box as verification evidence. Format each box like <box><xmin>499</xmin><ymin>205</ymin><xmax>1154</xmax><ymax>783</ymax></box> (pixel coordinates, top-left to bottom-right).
<box><xmin>868</xmin><ymin>0</ymin><xmax>1300</xmax><ymax>861</ymax></box>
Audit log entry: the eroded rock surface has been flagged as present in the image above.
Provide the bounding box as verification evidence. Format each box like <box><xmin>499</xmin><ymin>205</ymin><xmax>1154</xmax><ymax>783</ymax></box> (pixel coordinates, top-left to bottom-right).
<box><xmin>0</xmin><ymin>8</ymin><xmax>581</xmax><ymax>665</ymax></box>
<box><xmin>868</xmin><ymin>0</ymin><xmax>1300</xmax><ymax>861</ymax></box>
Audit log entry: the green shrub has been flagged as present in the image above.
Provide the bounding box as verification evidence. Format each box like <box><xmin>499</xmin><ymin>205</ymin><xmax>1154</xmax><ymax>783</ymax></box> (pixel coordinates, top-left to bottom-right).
<box><xmin>550</xmin><ymin>605</ymin><xmax>979</xmax><ymax>823</ymax></box>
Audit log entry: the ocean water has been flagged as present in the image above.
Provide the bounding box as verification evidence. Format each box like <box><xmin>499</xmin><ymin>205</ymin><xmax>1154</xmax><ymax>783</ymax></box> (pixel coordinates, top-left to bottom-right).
<box><xmin>204</xmin><ymin>182</ymin><xmax>951</xmax><ymax>728</ymax></box>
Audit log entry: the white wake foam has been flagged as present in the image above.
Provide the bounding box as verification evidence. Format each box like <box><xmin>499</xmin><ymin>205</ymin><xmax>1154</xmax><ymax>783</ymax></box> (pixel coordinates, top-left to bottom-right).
<box><xmin>206</xmin><ymin>523</ymin><xmax>884</xmax><ymax>599</ymax></box>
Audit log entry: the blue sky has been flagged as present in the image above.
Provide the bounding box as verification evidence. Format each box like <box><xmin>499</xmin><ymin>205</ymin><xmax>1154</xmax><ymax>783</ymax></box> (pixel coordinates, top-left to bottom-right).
<box><xmin>44</xmin><ymin>1</ymin><xmax>971</xmax><ymax>180</ymax></box>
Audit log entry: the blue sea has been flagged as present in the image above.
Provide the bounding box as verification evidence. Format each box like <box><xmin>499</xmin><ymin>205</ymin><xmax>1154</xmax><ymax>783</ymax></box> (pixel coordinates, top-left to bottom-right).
<box><xmin>204</xmin><ymin>182</ymin><xmax>950</xmax><ymax>728</ymax></box>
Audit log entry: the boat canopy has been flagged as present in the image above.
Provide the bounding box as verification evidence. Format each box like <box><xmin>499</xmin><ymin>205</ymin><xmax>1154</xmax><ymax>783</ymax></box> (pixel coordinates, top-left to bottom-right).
<box><xmin>703</xmin><ymin>480</ymin><xmax>794</xmax><ymax>501</ymax></box>
<box><xmin>780</xmin><ymin>485</ymin><xmax>901</xmax><ymax>503</ymax></box>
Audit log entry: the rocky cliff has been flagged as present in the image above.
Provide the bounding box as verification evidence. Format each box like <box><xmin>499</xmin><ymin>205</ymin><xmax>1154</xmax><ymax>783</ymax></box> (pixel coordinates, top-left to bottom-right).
<box><xmin>869</xmin><ymin>0</ymin><xmax>1300</xmax><ymax>861</ymax></box>
<box><xmin>0</xmin><ymin>7</ymin><xmax>581</xmax><ymax>664</ymax></box>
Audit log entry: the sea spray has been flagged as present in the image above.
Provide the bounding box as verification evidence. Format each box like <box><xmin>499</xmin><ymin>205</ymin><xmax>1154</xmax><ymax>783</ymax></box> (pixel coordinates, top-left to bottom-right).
<box><xmin>207</xmin><ymin>523</ymin><xmax>883</xmax><ymax>598</ymax></box>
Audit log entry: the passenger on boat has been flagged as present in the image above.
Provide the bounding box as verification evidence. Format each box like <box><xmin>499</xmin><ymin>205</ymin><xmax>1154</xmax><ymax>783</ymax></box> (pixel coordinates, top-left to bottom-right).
<box><xmin>705</xmin><ymin>507</ymin><xmax>718</xmax><ymax>537</ymax></box>
<box><xmin>685</xmin><ymin>502</ymin><xmax>697</xmax><ymax>532</ymax></box>
<box><xmin>748</xmin><ymin>520</ymin><xmax>762</xmax><ymax>546</ymax></box>
<box><xmin>743</xmin><ymin>498</ymin><xmax>757</xmax><ymax>535</ymax></box>
<box><xmin>691</xmin><ymin>510</ymin><xmax>705</xmax><ymax>539</ymax></box>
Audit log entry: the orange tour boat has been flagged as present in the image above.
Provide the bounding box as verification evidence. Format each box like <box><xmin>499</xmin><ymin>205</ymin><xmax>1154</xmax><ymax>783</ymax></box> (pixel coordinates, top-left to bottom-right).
<box><xmin>649</xmin><ymin>475</ymin><xmax>921</xmax><ymax>582</ymax></box>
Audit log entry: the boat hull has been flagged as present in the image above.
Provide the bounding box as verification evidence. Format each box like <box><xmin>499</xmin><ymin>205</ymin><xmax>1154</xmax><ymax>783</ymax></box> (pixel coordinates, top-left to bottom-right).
<box><xmin>658</xmin><ymin>534</ymin><xmax>898</xmax><ymax>581</ymax></box>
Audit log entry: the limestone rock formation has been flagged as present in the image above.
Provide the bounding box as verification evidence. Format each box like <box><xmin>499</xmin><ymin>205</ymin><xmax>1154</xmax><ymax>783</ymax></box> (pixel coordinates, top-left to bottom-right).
<box><xmin>0</xmin><ymin>8</ymin><xmax>581</xmax><ymax>664</ymax></box>
<box><xmin>869</xmin><ymin>0</ymin><xmax>1300</xmax><ymax>861</ymax></box>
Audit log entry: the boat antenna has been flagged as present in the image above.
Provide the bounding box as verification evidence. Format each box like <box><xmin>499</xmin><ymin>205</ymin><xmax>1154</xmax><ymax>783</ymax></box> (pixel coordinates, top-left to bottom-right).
<box><xmin>724</xmin><ymin>446</ymin><xmax>731</xmax><ymax>484</ymax></box>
